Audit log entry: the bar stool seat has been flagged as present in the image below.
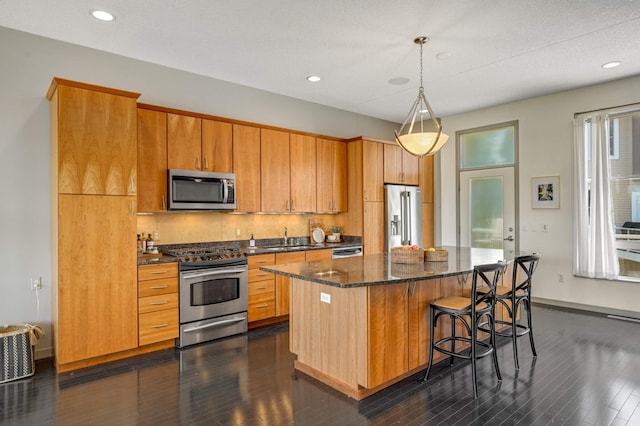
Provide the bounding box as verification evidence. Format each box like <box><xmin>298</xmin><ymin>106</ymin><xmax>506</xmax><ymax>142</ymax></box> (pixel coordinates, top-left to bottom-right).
<box><xmin>420</xmin><ymin>262</ymin><xmax>506</xmax><ymax>399</ymax></box>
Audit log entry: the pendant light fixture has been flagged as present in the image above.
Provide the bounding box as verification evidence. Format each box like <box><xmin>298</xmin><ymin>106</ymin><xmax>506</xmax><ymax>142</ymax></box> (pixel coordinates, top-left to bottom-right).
<box><xmin>395</xmin><ymin>36</ymin><xmax>449</xmax><ymax>157</ymax></box>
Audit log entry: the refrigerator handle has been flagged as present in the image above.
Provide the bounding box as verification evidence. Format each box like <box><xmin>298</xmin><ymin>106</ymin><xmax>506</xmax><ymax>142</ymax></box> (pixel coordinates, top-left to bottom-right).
<box><xmin>407</xmin><ymin>191</ymin><xmax>412</xmax><ymax>245</ymax></box>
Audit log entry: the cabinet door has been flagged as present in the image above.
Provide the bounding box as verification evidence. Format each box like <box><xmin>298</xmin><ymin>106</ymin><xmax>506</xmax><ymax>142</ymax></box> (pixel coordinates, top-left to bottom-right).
<box><xmin>383</xmin><ymin>144</ymin><xmax>403</xmax><ymax>184</ymax></box>
<box><xmin>201</xmin><ymin>119</ymin><xmax>232</xmax><ymax>172</ymax></box>
<box><xmin>290</xmin><ymin>134</ymin><xmax>317</xmax><ymax>212</ymax></box>
<box><xmin>363</xmin><ymin>141</ymin><xmax>384</xmax><ymax>202</ymax></box>
<box><xmin>305</xmin><ymin>249</ymin><xmax>332</xmax><ymax>262</ymax></box>
<box><xmin>57</xmin><ymin>85</ymin><xmax>137</xmax><ymax>195</ymax></box>
<box><xmin>419</xmin><ymin>154</ymin><xmax>434</xmax><ymax>203</ymax></box>
<box><xmin>402</xmin><ymin>150</ymin><xmax>419</xmax><ymax>185</ymax></box>
<box><xmin>58</xmin><ymin>194</ymin><xmax>138</xmax><ymax>364</ymax></box>
<box><xmin>261</xmin><ymin>129</ymin><xmax>291</xmax><ymax>212</ymax></box>
<box><xmin>363</xmin><ymin>202</ymin><xmax>384</xmax><ymax>255</ymax></box>
<box><xmin>167</xmin><ymin>113</ymin><xmax>202</xmax><ymax>171</ymax></box>
<box><xmin>367</xmin><ymin>283</ymin><xmax>408</xmax><ymax>387</ymax></box>
<box><xmin>408</xmin><ymin>279</ymin><xmax>441</xmax><ymax>370</ymax></box>
<box><xmin>316</xmin><ymin>138</ymin><xmax>334</xmax><ymax>212</ymax></box>
<box><xmin>137</xmin><ymin>109</ymin><xmax>167</xmax><ymax>213</ymax></box>
<box><xmin>275</xmin><ymin>251</ymin><xmax>306</xmax><ymax>316</ymax></box>
<box><xmin>422</xmin><ymin>202</ymin><xmax>434</xmax><ymax>249</ymax></box>
<box><xmin>233</xmin><ymin>124</ymin><xmax>261</xmax><ymax>212</ymax></box>
<box><xmin>332</xmin><ymin>140</ymin><xmax>347</xmax><ymax>212</ymax></box>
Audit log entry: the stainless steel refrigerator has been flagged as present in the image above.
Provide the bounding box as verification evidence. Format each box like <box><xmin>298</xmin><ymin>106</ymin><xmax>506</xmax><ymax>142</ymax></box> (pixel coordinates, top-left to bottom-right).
<box><xmin>384</xmin><ymin>184</ymin><xmax>423</xmax><ymax>251</ymax></box>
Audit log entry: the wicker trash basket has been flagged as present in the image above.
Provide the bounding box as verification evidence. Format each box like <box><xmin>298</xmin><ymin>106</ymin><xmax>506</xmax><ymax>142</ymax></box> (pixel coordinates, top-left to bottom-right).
<box><xmin>0</xmin><ymin>324</ymin><xmax>45</xmax><ymax>384</ymax></box>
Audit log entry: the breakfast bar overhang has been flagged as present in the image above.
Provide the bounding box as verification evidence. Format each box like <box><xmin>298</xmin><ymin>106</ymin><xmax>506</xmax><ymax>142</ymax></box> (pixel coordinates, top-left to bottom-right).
<box><xmin>261</xmin><ymin>247</ymin><xmax>515</xmax><ymax>400</ymax></box>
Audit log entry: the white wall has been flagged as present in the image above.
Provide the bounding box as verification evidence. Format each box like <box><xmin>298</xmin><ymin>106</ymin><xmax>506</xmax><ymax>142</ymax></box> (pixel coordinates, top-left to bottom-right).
<box><xmin>0</xmin><ymin>26</ymin><xmax>398</xmax><ymax>357</ymax></box>
<box><xmin>438</xmin><ymin>75</ymin><xmax>640</xmax><ymax>315</ymax></box>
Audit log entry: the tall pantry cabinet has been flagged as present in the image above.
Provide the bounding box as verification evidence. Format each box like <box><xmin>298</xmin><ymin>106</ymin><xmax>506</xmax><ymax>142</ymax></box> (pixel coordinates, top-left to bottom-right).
<box><xmin>47</xmin><ymin>78</ymin><xmax>140</xmax><ymax>372</ymax></box>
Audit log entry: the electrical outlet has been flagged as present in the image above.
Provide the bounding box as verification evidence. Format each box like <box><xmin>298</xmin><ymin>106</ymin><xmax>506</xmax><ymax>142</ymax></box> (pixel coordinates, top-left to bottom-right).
<box><xmin>558</xmin><ymin>273</ymin><xmax>564</xmax><ymax>283</ymax></box>
<box><xmin>236</xmin><ymin>228</ymin><xmax>241</xmax><ymax>237</ymax></box>
<box><xmin>542</xmin><ymin>224</ymin><xmax>548</xmax><ymax>232</ymax></box>
<box><xmin>320</xmin><ymin>292</ymin><xmax>331</xmax><ymax>304</ymax></box>
<box><xmin>31</xmin><ymin>277</ymin><xmax>42</xmax><ymax>290</ymax></box>
<box><xmin>154</xmin><ymin>231</ymin><xmax>160</xmax><ymax>240</ymax></box>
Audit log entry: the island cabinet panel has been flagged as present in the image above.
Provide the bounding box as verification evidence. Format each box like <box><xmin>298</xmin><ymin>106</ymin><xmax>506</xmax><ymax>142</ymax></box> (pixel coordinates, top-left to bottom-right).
<box><xmin>167</xmin><ymin>113</ymin><xmax>202</xmax><ymax>171</ymax></box>
<box><xmin>201</xmin><ymin>119</ymin><xmax>233</xmax><ymax>172</ymax></box>
<box><xmin>233</xmin><ymin>124</ymin><xmax>261</xmax><ymax>212</ymax></box>
<box><xmin>137</xmin><ymin>108</ymin><xmax>168</xmax><ymax>212</ymax></box>
<box><xmin>261</xmin><ymin>129</ymin><xmax>291</xmax><ymax>212</ymax></box>
<box><xmin>275</xmin><ymin>251</ymin><xmax>306</xmax><ymax>316</ymax></box>
<box><xmin>408</xmin><ymin>279</ymin><xmax>442</xmax><ymax>370</ymax></box>
<box><xmin>367</xmin><ymin>284</ymin><xmax>408</xmax><ymax>388</ymax></box>
<box><xmin>54</xmin><ymin>84</ymin><xmax>138</xmax><ymax>196</ymax></box>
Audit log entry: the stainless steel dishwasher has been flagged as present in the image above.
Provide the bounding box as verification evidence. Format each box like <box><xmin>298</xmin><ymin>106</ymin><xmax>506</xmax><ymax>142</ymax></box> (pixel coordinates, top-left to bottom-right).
<box><xmin>331</xmin><ymin>245</ymin><xmax>363</xmax><ymax>259</ymax></box>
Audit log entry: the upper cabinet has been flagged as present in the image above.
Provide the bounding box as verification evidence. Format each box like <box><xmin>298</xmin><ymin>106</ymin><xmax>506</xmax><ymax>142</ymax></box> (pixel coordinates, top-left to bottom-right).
<box><xmin>137</xmin><ymin>108</ymin><xmax>167</xmax><ymax>212</ymax></box>
<box><xmin>317</xmin><ymin>138</ymin><xmax>347</xmax><ymax>212</ymax></box>
<box><xmin>50</xmin><ymin>79</ymin><xmax>138</xmax><ymax>195</ymax></box>
<box><xmin>233</xmin><ymin>124</ymin><xmax>261</xmax><ymax>212</ymax></box>
<box><xmin>201</xmin><ymin>119</ymin><xmax>233</xmax><ymax>173</ymax></box>
<box><xmin>167</xmin><ymin>113</ymin><xmax>202</xmax><ymax>171</ymax></box>
<box><xmin>419</xmin><ymin>155</ymin><xmax>435</xmax><ymax>203</ymax></box>
<box><xmin>384</xmin><ymin>144</ymin><xmax>419</xmax><ymax>185</ymax></box>
<box><xmin>261</xmin><ymin>130</ymin><xmax>317</xmax><ymax>213</ymax></box>
<box><xmin>167</xmin><ymin>113</ymin><xmax>232</xmax><ymax>173</ymax></box>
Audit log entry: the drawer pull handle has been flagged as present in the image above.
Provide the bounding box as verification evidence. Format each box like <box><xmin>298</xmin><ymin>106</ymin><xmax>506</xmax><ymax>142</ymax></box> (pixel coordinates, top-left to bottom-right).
<box><xmin>150</xmin><ymin>323</ymin><xmax>168</xmax><ymax>329</ymax></box>
<box><xmin>150</xmin><ymin>301</ymin><xmax>168</xmax><ymax>305</ymax></box>
<box><xmin>256</xmin><ymin>304</ymin><xmax>269</xmax><ymax>309</ymax></box>
<box><xmin>256</xmin><ymin>286</ymin><xmax>268</xmax><ymax>290</ymax></box>
<box><xmin>255</xmin><ymin>273</ymin><xmax>269</xmax><ymax>277</ymax></box>
<box><xmin>256</xmin><ymin>260</ymin><xmax>268</xmax><ymax>264</ymax></box>
<box><xmin>150</xmin><ymin>285</ymin><xmax>168</xmax><ymax>289</ymax></box>
<box><xmin>149</xmin><ymin>271</ymin><xmax>168</xmax><ymax>275</ymax></box>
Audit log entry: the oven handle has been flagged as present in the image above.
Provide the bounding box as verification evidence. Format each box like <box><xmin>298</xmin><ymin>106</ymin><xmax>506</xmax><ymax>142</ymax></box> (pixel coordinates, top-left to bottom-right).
<box><xmin>182</xmin><ymin>269</ymin><xmax>247</xmax><ymax>279</ymax></box>
<box><xmin>183</xmin><ymin>317</ymin><xmax>246</xmax><ymax>333</ymax></box>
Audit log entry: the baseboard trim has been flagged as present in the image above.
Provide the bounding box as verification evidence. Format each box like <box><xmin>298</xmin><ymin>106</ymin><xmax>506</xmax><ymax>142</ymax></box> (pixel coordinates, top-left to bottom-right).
<box><xmin>532</xmin><ymin>297</ymin><xmax>640</xmax><ymax>321</ymax></box>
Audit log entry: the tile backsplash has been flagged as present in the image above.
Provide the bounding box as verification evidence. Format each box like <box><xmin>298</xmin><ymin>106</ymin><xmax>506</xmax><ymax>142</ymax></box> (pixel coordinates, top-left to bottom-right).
<box><xmin>137</xmin><ymin>212</ymin><xmax>344</xmax><ymax>245</ymax></box>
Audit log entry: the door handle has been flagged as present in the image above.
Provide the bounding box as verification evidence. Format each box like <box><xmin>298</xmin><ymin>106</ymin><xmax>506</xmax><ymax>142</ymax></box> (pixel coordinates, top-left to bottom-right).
<box><xmin>504</xmin><ymin>235</ymin><xmax>515</xmax><ymax>241</ymax></box>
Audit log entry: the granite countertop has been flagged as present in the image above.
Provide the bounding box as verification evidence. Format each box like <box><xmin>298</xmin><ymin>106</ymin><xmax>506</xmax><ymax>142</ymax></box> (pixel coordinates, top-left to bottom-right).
<box><xmin>137</xmin><ymin>253</ymin><xmax>179</xmax><ymax>266</ymax></box>
<box><xmin>242</xmin><ymin>241</ymin><xmax>361</xmax><ymax>256</ymax></box>
<box><xmin>260</xmin><ymin>246</ymin><xmax>518</xmax><ymax>288</ymax></box>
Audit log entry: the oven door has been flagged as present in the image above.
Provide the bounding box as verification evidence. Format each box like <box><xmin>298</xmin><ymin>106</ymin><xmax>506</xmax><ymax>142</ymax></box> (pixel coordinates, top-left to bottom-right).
<box><xmin>180</xmin><ymin>267</ymin><xmax>248</xmax><ymax>324</ymax></box>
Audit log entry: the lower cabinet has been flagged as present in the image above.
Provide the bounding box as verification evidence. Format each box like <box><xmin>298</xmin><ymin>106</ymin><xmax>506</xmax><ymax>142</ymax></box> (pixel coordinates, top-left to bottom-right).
<box><xmin>275</xmin><ymin>251</ymin><xmax>306</xmax><ymax>316</ymax></box>
<box><xmin>137</xmin><ymin>263</ymin><xmax>179</xmax><ymax>346</ymax></box>
<box><xmin>248</xmin><ymin>254</ymin><xmax>276</xmax><ymax>322</ymax></box>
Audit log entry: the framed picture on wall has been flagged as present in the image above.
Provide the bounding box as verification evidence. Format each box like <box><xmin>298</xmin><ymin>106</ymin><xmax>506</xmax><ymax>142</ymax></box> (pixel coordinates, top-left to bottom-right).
<box><xmin>532</xmin><ymin>175</ymin><xmax>560</xmax><ymax>209</ymax></box>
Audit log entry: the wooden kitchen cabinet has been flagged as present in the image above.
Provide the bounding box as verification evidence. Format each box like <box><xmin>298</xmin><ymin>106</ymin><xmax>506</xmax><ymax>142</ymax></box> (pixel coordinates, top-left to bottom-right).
<box><xmin>233</xmin><ymin>124</ymin><xmax>261</xmax><ymax>212</ymax></box>
<box><xmin>289</xmin><ymin>134</ymin><xmax>317</xmax><ymax>212</ymax></box>
<box><xmin>275</xmin><ymin>251</ymin><xmax>306</xmax><ymax>316</ymax></box>
<box><xmin>248</xmin><ymin>254</ymin><xmax>276</xmax><ymax>322</ymax></box>
<box><xmin>261</xmin><ymin>129</ymin><xmax>291</xmax><ymax>212</ymax></box>
<box><xmin>137</xmin><ymin>263</ymin><xmax>179</xmax><ymax>346</ymax></box>
<box><xmin>57</xmin><ymin>194</ymin><xmax>138</xmax><ymax>365</ymax></box>
<box><xmin>49</xmin><ymin>79</ymin><xmax>138</xmax><ymax>196</ymax></box>
<box><xmin>48</xmin><ymin>78</ymin><xmax>143</xmax><ymax>372</ymax></box>
<box><xmin>137</xmin><ymin>108</ymin><xmax>168</xmax><ymax>213</ymax></box>
<box><xmin>167</xmin><ymin>113</ymin><xmax>202</xmax><ymax>171</ymax></box>
<box><xmin>316</xmin><ymin>138</ymin><xmax>347</xmax><ymax>212</ymax></box>
<box><xmin>384</xmin><ymin>144</ymin><xmax>419</xmax><ymax>185</ymax></box>
<box><xmin>345</xmin><ymin>138</ymin><xmax>384</xmax><ymax>254</ymax></box>
<box><xmin>305</xmin><ymin>248</ymin><xmax>332</xmax><ymax>262</ymax></box>
<box><xmin>201</xmin><ymin>119</ymin><xmax>233</xmax><ymax>172</ymax></box>
<box><xmin>419</xmin><ymin>154</ymin><xmax>434</xmax><ymax>203</ymax></box>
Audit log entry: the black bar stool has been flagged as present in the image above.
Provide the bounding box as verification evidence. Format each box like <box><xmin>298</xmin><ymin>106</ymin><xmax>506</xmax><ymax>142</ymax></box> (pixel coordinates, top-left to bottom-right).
<box><xmin>490</xmin><ymin>253</ymin><xmax>541</xmax><ymax>370</ymax></box>
<box><xmin>420</xmin><ymin>262</ymin><xmax>506</xmax><ymax>399</ymax></box>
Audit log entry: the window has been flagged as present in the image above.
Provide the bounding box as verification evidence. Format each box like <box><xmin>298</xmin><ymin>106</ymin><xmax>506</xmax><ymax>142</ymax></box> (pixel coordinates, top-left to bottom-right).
<box><xmin>577</xmin><ymin>107</ymin><xmax>640</xmax><ymax>280</ymax></box>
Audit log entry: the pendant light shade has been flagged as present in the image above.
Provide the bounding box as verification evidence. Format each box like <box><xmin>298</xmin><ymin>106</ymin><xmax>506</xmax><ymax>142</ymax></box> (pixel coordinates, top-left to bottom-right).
<box><xmin>395</xmin><ymin>37</ymin><xmax>449</xmax><ymax>157</ymax></box>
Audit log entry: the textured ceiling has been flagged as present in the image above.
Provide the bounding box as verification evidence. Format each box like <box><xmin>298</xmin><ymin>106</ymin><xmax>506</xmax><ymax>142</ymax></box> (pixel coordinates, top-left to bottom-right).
<box><xmin>2</xmin><ymin>0</ymin><xmax>639</xmax><ymax>123</ymax></box>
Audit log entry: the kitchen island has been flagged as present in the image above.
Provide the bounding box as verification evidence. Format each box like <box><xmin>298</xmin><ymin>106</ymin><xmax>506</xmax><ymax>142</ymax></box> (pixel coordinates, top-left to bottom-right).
<box><xmin>261</xmin><ymin>246</ymin><xmax>515</xmax><ymax>400</ymax></box>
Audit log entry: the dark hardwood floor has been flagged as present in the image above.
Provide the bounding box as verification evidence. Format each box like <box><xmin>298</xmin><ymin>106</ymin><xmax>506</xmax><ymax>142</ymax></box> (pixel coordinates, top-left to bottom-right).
<box><xmin>2</xmin><ymin>305</ymin><xmax>640</xmax><ymax>425</ymax></box>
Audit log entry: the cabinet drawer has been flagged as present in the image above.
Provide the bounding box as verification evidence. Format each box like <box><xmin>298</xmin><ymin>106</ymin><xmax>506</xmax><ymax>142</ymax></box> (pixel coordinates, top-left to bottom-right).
<box><xmin>249</xmin><ymin>269</ymin><xmax>275</xmax><ymax>282</ymax></box>
<box><xmin>138</xmin><ymin>263</ymin><xmax>178</xmax><ymax>281</ymax></box>
<box><xmin>249</xmin><ymin>280</ymin><xmax>275</xmax><ymax>297</ymax></box>
<box><xmin>139</xmin><ymin>309</ymin><xmax>179</xmax><ymax>346</ymax></box>
<box><xmin>248</xmin><ymin>254</ymin><xmax>275</xmax><ymax>268</ymax></box>
<box><xmin>138</xmin><ymin>277</ymin><xmax>178</xmax><ymax>297</ymax></box>
<box><xmin>138</xmin><ymin>293</ymin><xmax>179</xmax><ymax>314</ymax></box>
<box><xmin>305</xmin><ymin>249</ymin><xmax>332</xmax><ymax>262</ymax></box>
<box><xmin>248</xmin><ymin>297</ymin><xmax>276</xmax><ymax>322</ymax></box>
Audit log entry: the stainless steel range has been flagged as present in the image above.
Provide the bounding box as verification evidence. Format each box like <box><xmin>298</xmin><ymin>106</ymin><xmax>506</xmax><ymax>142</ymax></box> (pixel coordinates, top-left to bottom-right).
<box><xmin>164</xmin><ymin>246</ymin><xmax>248</xmax><ymax>348</ymax></box>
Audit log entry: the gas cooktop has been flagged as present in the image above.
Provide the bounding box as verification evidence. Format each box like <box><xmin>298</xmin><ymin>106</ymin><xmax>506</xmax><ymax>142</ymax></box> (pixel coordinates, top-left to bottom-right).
<box><xmin>163</xmin><ymin>246</ymin><xmax>247</xmax><ymax>270</ymax></box>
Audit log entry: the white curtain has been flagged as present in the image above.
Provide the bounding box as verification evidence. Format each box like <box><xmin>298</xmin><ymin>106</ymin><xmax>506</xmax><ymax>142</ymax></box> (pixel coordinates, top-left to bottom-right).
<box><xmin>573</xmin><ymin>114</ymin><xmax>619</xmax><ymax>279</ymax></box>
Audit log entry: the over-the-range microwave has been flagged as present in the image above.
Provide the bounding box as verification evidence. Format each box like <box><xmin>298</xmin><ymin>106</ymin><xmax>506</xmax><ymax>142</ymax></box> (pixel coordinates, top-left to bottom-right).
<box><xmin>168</xmin><ymin>169</ymin><xmax>237</xmax><ymax>210</ymax></box>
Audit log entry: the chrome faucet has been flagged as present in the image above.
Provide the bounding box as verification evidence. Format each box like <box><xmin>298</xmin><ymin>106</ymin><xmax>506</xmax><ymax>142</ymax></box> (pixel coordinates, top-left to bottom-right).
<box><xmin>283</xmin><ymin>227</ymin><xmax>288</xmax><ymax>246</ymax></box>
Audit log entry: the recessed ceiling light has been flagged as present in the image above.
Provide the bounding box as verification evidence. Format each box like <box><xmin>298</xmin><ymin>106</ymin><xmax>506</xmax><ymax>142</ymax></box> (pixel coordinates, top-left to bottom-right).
<box><xmin>306</xmin><ymin>75</ymin><xmax>321</xmax><ymax>82</ymax></box>
<box><xmin>388</xmin><ymin>77</ymin><xmax>410</xmax><ymax>85</ymax></box>
<box><xmin>90</xmin><ymin>10</ymin><xmax>115</xmax><ymax>22</ymax></box>
<box><xmin>602</xmin><ymin>61</ymin><xmax>621</xmax><ymax>69</ymax></box>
